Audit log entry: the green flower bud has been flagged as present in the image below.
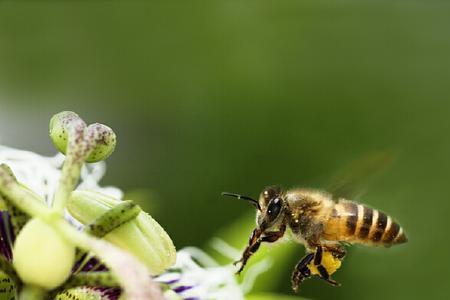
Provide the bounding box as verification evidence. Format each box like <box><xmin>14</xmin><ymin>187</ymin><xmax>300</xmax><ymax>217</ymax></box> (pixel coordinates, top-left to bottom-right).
<box><xmin>49</xmin><ymin>111</ymin><xmax>116</xmax><ymax>163</ymax></box>
<box><xmin>49</xmin><ymin>111</ymin><xmax>84</xmax><ymax>155</ymax></box>
<box><xmin>13</xmin><ymin>218</ymin><xmax>76</xmax><ymax>290</ymax></box>
<box><xmin>85</xmin><ymin>123</ymin><xmax>117</xmax><ymax>162</ymax></box>
<box><xmin>68</xmin><ymin>190</ymin><xmax>176</xmax><ymax>275</ymax></box>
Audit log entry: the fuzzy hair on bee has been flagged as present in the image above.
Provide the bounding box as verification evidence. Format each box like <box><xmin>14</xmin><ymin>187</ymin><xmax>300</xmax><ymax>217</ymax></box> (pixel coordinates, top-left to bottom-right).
<box><xmin>222</xmin><ymin>185</ymin><xmax>407</xmax><ymax>292</ymax></box>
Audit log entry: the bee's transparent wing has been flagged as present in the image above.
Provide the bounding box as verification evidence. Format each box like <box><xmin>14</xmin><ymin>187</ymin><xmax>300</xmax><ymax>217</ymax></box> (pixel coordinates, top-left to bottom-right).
<box><xmin>325</xmin><ymin>150</ymin><xmax>397</xmax><ymax>200</ymax></box>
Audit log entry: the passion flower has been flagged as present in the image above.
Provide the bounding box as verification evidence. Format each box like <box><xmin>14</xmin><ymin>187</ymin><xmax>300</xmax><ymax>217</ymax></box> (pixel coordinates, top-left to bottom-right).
<box><xmin>68</xmin><ymin>190</ymin><xmax>176</xmax><ymax>275</ymax></box>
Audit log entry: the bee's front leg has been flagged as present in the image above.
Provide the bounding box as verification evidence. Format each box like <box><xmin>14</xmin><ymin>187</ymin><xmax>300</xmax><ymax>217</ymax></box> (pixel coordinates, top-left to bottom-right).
<box><xmin>234</xmin><ymin>228</ymin><xmax>262</xmax><ymax>274</ymax></box>
<box><xmin>235</xmin><ymin>225</ymin><xmax>286</xmax><ymax>274</ymax></box>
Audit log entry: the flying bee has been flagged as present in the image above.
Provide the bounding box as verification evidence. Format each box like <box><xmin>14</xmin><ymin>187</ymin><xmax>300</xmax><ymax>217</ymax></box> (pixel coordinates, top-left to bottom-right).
<box><xmin>222</xmin><ymin>186</ymin><xmax>407</xmax><ymax>292</ymax></box>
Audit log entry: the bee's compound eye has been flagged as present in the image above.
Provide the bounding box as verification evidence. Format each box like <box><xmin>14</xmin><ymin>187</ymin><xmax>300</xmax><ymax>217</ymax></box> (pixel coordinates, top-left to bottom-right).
<box><xmin>267</xmin><ymin>197</ymin><xmax>282</xmax><ymax>221</ymax></box>
<box><xmin>263</xmin><ymin>186</ymin><xmax>281</xmax><ymax>202</ymax></box>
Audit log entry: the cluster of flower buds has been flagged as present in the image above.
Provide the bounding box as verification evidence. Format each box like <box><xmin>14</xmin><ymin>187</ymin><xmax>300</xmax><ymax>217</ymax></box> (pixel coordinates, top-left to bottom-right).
<box><xmin>49</xmin><ymin>111</ymin><xmax>117</xmax><ymax>163</ymax></box>
<box><xmin>0</xmin><ymin>111</ymin><xmax>176</xmax><ymax>299</ymax></box>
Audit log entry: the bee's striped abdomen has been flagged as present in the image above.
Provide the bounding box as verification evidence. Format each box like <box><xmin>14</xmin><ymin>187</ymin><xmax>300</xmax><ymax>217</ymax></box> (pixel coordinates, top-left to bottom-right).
<box><xmin>324</xmin><ymin>201</ymin><xmax>407</xmax><ymax>246</ymax></box>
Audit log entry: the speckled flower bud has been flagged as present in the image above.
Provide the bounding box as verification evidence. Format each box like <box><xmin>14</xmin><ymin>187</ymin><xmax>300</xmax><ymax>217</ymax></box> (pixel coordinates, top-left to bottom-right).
<box><xmin>13</xmin><ymin>218</ymin><xmax>76</xmax><ymax>290</ymax></box>
<box><xmin>68</xmin><ymin>190</ymin><xmax>176</xmax><ymax>275</ymax></box>
<box><xmin>49</xmin><ymin>111</ymin><xmax>84</xmax><ymax>155</ymax></box>
<box><xmin>85</xmin><ymin>123</ymin><xmax>117</xmax><ymax>162</ymax></box>
<box><xmin>49</xmin><ymin>112</ymin><xmax>116</xmax><ymax>163</ymax></box>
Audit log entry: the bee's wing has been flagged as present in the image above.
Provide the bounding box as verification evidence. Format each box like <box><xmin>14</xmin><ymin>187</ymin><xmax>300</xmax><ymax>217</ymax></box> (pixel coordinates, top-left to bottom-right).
<box><xmin>326</xmin><ymin>150</ymin><xmax>397</xmax><ymax>200</ymax></box>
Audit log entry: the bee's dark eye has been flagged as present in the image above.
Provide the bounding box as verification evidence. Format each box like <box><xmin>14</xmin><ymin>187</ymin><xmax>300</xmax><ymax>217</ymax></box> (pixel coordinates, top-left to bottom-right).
<box><xmin>267</xmin><ymin>197</ymin><xmax>282</xmax><ymax>221</ymax></box>
<box><xmin>263</xmin><ymin>186</ymin><xmax>281</xmax><ymax>203</ymax></box>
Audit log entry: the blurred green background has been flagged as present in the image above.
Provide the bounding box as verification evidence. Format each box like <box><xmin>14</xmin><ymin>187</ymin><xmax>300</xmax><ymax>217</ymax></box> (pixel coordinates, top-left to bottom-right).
<box><xmin>0</xmin><ymin>1</ymin><xmax>449</xmax><ymax>299</ymax></box>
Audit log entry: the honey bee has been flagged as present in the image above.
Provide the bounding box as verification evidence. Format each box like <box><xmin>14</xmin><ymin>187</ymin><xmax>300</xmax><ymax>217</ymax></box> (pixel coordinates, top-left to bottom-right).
<box><xmin>222</xmin><ymin>186</ymin><xmax>407</xmax><ymax>292</ymax></box>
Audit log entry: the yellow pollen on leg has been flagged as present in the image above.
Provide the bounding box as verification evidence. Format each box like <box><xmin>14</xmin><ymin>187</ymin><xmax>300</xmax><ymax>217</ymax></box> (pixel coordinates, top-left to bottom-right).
<box><xmin>308</xmin><ymin>251</ymin><xmax>342</xmax><ymax>276</ymax></box>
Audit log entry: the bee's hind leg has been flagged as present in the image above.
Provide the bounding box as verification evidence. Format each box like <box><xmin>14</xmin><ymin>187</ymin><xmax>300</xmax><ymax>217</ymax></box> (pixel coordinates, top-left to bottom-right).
<box><xmin>324</xmin><ymin>243</ymin><xmax>347</xmax><ymax>260</ymax></box>
<box><xmin>313</xmin><ymin>246</ymin><xmax>341</xmax><ymax>287</ymax></box>
<box><xmin>291</xmin><ymin>252</ymin><xmax>314</xmax><ymax>293</ymax></box>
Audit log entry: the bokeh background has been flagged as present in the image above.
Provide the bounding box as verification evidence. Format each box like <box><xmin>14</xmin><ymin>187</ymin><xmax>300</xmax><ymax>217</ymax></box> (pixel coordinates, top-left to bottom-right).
<box><xmin>0</xmin><ymin>1</ymin><xmax>449</xmax><ymax>299</ymax></box>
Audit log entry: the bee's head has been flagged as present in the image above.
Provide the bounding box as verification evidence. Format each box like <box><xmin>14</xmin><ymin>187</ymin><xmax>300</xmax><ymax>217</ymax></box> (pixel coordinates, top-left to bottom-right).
<box><xmin>256</xmin><ymin>186</ymin><xmax>285</xmax><ymax>229</ymax></box>
<box><xmin>222</xmin><ymin>185</ymin><xmax>286</xmax><ymax>231</ymax></box>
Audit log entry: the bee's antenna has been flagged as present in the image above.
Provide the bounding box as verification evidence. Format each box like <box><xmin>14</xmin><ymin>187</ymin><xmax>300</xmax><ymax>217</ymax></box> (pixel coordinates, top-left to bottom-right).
<box><xmin>221</xmin><ymin>192</ymin><xmax>261</xmax><ymax>210</ymax></box>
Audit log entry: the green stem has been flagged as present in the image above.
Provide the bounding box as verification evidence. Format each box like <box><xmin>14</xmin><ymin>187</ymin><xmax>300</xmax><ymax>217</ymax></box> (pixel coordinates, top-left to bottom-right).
<box><xmin>0</xmin><ymin>255</ymin><xmax>20</xmax><ymax>287</ymax></box>
<box><xmin>50</xmin><ymin>113</ymin><xmax>116</xmax><ymax>214</ymax></box>
<box><xmin>52</xmin><ymin>118</ymin><xmax>92</xmax><ymax>213</ymax></box>
<box><xmin>63</xmin><ymin>271</ymin><xmax>118</xmax><ymax>289</ymax></box>
<box><xmin>19</xmin><ymin>285</ymin><xmax>46</xmax><ymax>300</ymax></box>
<box><xmin>52</xmin><ymin>155</ymin><xmax>86</xmax><ymax>213</ymax></box>
<box><xmin>71</xmin><ymin>251</ymin><xmax>98</xmax><ymax>274</ymax></box>
<box><xmin>0</xmin><ymin>165</ymin><xmax>50</xmax><ymax>218</ymax></box>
